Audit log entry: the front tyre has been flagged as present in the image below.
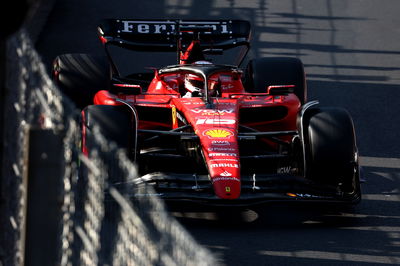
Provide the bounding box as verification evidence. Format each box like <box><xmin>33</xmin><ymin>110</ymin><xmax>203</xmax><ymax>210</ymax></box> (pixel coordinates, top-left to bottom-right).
<box><xmin>303</xmin><ymin>107</ymin><xmax>361</xmax><ymax>202</ymax></box>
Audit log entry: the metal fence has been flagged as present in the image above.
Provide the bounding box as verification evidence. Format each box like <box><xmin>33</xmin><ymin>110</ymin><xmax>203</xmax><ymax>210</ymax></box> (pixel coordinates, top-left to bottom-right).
<box><xmin>0</xmin><ymin>29</ymin><xmax>215</xmax><ymax>266</ymax></box>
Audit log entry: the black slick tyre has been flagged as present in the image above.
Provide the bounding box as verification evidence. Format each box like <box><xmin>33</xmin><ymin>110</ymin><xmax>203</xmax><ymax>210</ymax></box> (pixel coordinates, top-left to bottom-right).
<box><xmin>245</xmin><ymin>57</ymin><xmax>307</xmax><ymax>104</ymax></box>
<box><xmin>303</xmin><ymin>107</ymin><xmax>361</xmax><ymax>201</ymax></box>
<box><xmin>52</xmin><ymin>53</ymin><xmax>111</xmax><ymax>109</ymax></box>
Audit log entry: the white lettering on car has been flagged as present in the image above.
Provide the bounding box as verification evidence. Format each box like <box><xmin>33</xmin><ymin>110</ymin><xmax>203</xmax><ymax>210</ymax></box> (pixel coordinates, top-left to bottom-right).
<box><xmin>119</xmin><ymin>21</ymin><xmax>230</xmax><ymax>34</ymax></box>
<box><xmin>221</xmin><ymin>24</ymin><xmax>229</xmax><ymax>34</ymax></box>
<box><xmin>221</xmin><ymin>84</ymin><xmax>234</xmax><ymax>90</ymax></box>
<box><xmin>196</xmin><ymin>118</ymin><xmax>235</xmax><ymax>125</ymax></box>
<box><xmin>208</xmin><ymin>147</ymin><xmax>236</xmax><ymax>151</ymax></box>
<box><xmin>209</xmin><ymin>158</ymin><xmax>239</xmax><ymax>162</ymax></box>
<box><xmin>212</xmin><ymin>177</ymin><xmax>240</xmax><ymax>183</ymax></box>
<box><xmin>208</xmin><ymin>153</ymin><xmax>237</xmax><ymax>157</ymax></box>
<box><xmin>138</xmin><ymin>24</ymin><xmax>150</xmax><ymax>33</ymax></box>
<box><xmin>277</xmin><ymin>166</ymin><xmax>291</xmax><ymax>174</ymax></box>
<box><xmin>154</xmin><ymin>24</ymin><xmax>167</xmax><ymax>33</ymax></box>
<box><xmin>210</xmin><ymin>163</ymin><xmax>239</xmax><ymax>168</ymax></box>
<box><xmin>121</xmin><ymin>21</ymin><xmax>134</xmax><ymax>32</ymax></box>
<box><xmin>211</xmin><ymin>140</ymin><xmax>230</xmax><ymax>146</ymax></box>
<box><xmin>191</xmin><ymin>109</ymin><xmax>233</xmax><ymax>114</ymax></box>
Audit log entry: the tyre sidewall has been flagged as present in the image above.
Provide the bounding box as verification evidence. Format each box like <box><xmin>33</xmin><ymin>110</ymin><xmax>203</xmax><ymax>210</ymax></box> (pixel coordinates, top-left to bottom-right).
<box><xmin>304</xmin><ymin>107</ymin><xmax>357</xmax><ymax>190</ymax></box>
<box><xmin>53</xmin><ymin>54</ymin><xmax>111</xmax><ymax>109</ymax></box>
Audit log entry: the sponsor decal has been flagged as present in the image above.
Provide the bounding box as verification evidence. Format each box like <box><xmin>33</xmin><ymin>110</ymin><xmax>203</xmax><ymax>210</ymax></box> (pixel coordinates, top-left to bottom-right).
<box><xmin>120</xmin><ymin>21</ymin><xmax>230</xmax><ymax>34</ymax></box>
<box><xmin>208</xmin><ymin>147</ymin><xmax>236</xmax><ymax>151</ymax></box>
<box><xmin>121</xmin><ymin>22</ymin><xmax>175</xmax><ymax>33</ymax></box>
<box><xmin>196</xmin><ymin>118</ymin><xmax>235</xmax><ymax>125</ymax></box>
<box><xmin>203</xmin><ymin>129</ymin><xmax>234</xmax><ymax>139</ymax></box>
<box><xmin>277</xmin><ymin>166</ymin><xmax>291</xmax><ymax>174</ymax></box>
<box><xmin>220</xmin><ymin>171</ymin><xmax>233</xmax><ymax>177</ymax></box>
<box><xmin>215</xmin><ymin>102</ymin><xmax>235</xmax><ymax>106</ymax></box>
<box><xmin>191</xmin><ymin>109</ymin><xmax>233</xmax><ymax>115</ymax></box>
<box><xmin>210</xmin><ymin>163</ymin><xmax>239</xmax><ymax>168</ymax></box>
<box><xmin>211</xmin><ymin>140</ymin><xmax>230</xmax><ymax>146</ymax></box>
<box><xmin>212</xmin><ymin>177</ymin><xmax>240</xmax><ymax>183</ymax></box>
<box><xmin>219</xmin><ymin>75</ymin><xmax>232</xmax><ymax>82</ymax></box>
<box><xmin>171</xmin><ymin>106</ymin><xmax>177</xmax><ymax>128</ymax></box>
<box><xmin>208</xmin><ymin>153</ymin><xmax>237</xmax><ymax>157</ymax></box>
<box><xmin>209</xmin><ymin>158</ymin><xmax>239</xmax><ymax>162</ymax></box>
<box><xmin>181</xmin><ymin>101</ymin><xmax>204</xmax><ymax>105</ymax></box>
<box><xmin>221</xmin><ymin>84</ymin><xmax>234</xmax><ymax>90</ymax></box>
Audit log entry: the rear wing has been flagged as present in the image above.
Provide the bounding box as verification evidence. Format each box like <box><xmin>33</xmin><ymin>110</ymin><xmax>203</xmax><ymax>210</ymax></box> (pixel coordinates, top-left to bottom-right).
<box><xmin>98</xmin><ymin>19</ymin><xmax>251</xmax><ymax>51</ymax></box>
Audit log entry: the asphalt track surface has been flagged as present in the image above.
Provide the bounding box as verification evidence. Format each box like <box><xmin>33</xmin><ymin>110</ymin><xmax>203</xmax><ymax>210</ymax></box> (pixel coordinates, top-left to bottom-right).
<box><xmin>37</xmin><ymin>0</ymin><xmax>400</xmax><ymax>265</ymax></box>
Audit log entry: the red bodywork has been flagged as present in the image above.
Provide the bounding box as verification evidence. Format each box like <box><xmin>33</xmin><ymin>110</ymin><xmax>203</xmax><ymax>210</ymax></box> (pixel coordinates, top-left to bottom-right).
<box><xmin>93</xmin><ymin>68</ymin><xmax>300</xmax><ymax>199</ymax></box>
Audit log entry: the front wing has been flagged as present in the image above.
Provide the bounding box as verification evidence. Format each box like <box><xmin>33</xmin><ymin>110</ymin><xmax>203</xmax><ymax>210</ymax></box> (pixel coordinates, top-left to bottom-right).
<box><xmin>127</xmin><ymin>172</ymin><xmax>361</xmax><ymax>206</ymax></box>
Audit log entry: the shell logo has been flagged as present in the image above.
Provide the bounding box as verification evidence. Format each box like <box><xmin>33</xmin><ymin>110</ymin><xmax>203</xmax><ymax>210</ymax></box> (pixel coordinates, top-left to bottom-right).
<box><xmin>203</xmin><ymin>129</ymin><xmax>233</xmax><ymax>139</ymax></box>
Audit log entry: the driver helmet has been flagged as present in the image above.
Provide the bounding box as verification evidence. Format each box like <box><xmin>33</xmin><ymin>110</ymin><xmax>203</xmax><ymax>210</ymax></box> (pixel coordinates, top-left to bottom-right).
<box><xmin>184</xmin><ymin>74</ymin><xmax>204</xmax><ymax>97</ymax></box>
<box><xmin>183</xmin><ymin>61</ymin><xmax>213</xmax><ymax>97</ymax></box>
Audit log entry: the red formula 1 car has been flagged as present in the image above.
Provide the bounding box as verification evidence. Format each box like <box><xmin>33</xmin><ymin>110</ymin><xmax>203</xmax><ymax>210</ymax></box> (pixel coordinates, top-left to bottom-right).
<box><xmin>53</xmin><ymin>19</ymin><xmax>361</xmax><ymax>205</ymax></box>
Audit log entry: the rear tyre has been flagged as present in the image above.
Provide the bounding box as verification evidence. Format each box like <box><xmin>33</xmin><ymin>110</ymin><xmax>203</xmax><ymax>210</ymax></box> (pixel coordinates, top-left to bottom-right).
<box><xmin>244</xmin><ymin>57</ymin><xmax>307</xmax><ymax>104</ymax></box>
<box><xmin>52</xmin><ymin>53</ymin><xmax>111</xmax><ymax>109</ymax></box>
<box><xmin>303</xmin><ymin>107</ymin><xmax>361</xmax><ymax>202</ymax></box>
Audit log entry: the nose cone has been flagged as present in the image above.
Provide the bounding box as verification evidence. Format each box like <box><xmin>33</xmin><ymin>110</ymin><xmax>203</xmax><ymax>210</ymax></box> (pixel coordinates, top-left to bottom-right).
<box><xmin>172</xmin><ymin>97</ymin><xmax>242</xmax><ymax>199</ymax></box>
<box><xmin>205</xmin><ymin>146</ymin><xmax>241</xmax><ymax>199</ymax></box>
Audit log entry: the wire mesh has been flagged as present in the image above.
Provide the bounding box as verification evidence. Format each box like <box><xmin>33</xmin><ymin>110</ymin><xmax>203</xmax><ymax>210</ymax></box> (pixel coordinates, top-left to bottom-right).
<box><xmin>1</xmin><ymin>29</ymin><xmax>215</xmax><ymax>266</ymax></box>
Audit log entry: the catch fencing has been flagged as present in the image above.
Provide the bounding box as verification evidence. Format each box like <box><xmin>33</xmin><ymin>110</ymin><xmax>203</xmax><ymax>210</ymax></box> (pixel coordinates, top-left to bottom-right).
<box><xmin>0</xmin><ymin>29</ymin><xmax>215</xmax><ymax>266</ymax></box>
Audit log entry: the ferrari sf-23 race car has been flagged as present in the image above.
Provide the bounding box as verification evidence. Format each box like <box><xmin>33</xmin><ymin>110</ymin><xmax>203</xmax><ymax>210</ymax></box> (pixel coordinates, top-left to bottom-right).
<box><xmin>53</xmin><ymin>19</ymin><xmax>361</xmax><ymax>205</ymax></box>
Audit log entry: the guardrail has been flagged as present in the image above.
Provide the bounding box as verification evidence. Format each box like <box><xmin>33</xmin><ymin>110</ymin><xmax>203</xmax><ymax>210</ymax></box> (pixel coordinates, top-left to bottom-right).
<box><xmin>0</xmin><ymin>29</ymin><xmax>215</xmax><ymax>266</ymax></box>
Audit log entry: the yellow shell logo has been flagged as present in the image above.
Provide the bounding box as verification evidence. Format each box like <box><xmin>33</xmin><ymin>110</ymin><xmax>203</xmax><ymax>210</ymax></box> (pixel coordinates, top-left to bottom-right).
<box><xmin>203</xmin><ymin>129</ymin><xmax>233</xmax><ymax>138</ymax></box>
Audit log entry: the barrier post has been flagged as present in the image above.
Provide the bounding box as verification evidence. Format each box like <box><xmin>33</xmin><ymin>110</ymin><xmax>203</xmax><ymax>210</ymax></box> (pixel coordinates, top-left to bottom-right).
<box><xmin>23</xmin><ymin>128</ymin><xmax>65</xmax><ymax>266</ymax></box>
